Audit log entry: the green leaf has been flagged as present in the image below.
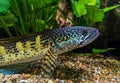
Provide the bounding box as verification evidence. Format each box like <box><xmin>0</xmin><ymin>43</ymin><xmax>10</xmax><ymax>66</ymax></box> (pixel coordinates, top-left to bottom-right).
<box><xmin>87</xmin><ymin>5</ymin><xmax>104</xmax><ymax>22</ymax></box>
<box><xmin>92</xmin><ymin>48</ymin><xmax>115</xmax><ymax>53</ymax></box>
<box><xmin>0</xmin><ymin>0</ymin><xmax>11</xmax><ymax>13</ymax></box>
<box><xmin>71</xmin><ymin>0</ymin><xmax>99</xmax><ymax>17</ymax></box>
<box><xmin>83</xmin><ymin>0</ymin><xmax>96</xmax><ymax>5</ymax></box>
<box><xmin>96</xmin><ymin>0</ymin><xmax>100</xmax><ymax>8</ymax></box>
<box><xmin>37</xmin><ymin>19</ymin><xmax>49</xmax><ymax>31</ymax></box>
<box><xmin>71</xmin><ymin>0</ymin><xmax>87</xmax><ymax>17</ymax></box>
<box><xmin>103</xmin><ymin>4</ymin><xmax>120</xmax><ymax>12</ymax></box>
<box><xmin>44</xmin><ymin>0</ymin><xmax>56</xmax><ymax>4</ymax></box>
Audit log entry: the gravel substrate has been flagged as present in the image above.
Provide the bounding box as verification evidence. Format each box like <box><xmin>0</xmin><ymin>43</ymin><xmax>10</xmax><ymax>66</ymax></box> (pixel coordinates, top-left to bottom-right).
<box><xmin>0</xmin><ymin>53</ymin><xmax>120</xmax><ymax>83</ymax></box>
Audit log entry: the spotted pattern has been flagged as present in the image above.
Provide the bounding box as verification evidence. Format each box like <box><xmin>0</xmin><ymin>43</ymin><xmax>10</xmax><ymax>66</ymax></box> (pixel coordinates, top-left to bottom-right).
<box><xmin>0</xmin><ymin>36</ymin><xmax>50</xmax><ymax>66</ymax></box>
<box><xmin>48</xmin><ymin>26</ymin><xmax>99</xmax><ymax>55</ymax></box>
<box><xmin>0</xmin><ymin>26</ymin><xmax>99</xmax><ymax>77</ymax></box>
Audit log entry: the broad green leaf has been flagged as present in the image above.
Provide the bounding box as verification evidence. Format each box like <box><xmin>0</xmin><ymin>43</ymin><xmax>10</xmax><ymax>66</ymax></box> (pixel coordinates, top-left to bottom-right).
<box><xmin>83</xmin><ymin>0</ymin><xmax>96</xmax><ymax>5</ymax></box>
<box><xmin>0</xmin><ymin>0</ymin><xmax>11</xmax><ymax>13</ymax></box>
<box><xmin>87</xmin><ymin>5</ymin><xmax>104</xmax><ymax>22</ymax></box>
<box><xmin>96</xmin><ymin>0</ymin><xmax>100</xmax><ymax>8</ymax></box>
<box><xmin>71</xmin><ymin>0</ymin><xmax>87</xmax><ymax>17</ymax></box>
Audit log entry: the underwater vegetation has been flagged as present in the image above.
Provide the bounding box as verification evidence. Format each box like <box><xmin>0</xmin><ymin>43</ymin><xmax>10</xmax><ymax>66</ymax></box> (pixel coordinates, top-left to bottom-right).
<box><xmin>0</xmin><ymin>0</ymin><xmax>120</xmax><ymax>37</ymax></box>
<box><xmin>0</xmin><ymin>0</ymin><xmax>60</xmax><ymax>37</ymax></box>
<box><xmin>0</xmin><ymin>0</ymin><xmax>120</xmax><ymax>82</ymax></box>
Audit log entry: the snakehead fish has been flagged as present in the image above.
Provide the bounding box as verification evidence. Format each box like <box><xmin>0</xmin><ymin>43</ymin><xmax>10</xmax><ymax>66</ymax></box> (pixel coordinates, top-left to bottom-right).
<box><xmin>0</xmin><ymin>26</ymin><xmax>99</xmax><ymax>77</ymax></box>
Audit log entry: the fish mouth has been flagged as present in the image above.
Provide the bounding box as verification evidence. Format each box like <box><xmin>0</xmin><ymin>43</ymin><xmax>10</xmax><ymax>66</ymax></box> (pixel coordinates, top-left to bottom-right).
<box><xmin>77</xmin><ymin>27</ymin><xmax>99</xmax><ymax>48</ymax></box>
<box><xmin>83</xmin><ymin>27</ymin><xmax>99</xmax><ymax>45</ymax></box>
<box><xmin>91</xmin><ymin>27</ymin><xmax>99</xmax><ymax>40</ymax></box>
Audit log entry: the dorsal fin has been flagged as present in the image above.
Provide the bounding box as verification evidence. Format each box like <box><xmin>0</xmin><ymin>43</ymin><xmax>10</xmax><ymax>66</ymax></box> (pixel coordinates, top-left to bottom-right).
<box><xmin>0</xmin><ymin>32</ymin><xmax>38</xmax><ymax>45</ymax></box>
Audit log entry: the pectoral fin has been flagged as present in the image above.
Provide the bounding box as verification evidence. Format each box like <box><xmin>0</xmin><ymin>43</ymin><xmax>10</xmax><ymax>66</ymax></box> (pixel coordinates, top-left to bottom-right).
<box><xmin>40</xmin><ymin>49</ymin><xmax>57</xmax><ymax>78</ymax></box>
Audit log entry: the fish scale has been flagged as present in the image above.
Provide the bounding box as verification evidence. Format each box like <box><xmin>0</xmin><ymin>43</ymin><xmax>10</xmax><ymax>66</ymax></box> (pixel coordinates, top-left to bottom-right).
<box><xmin>0</xmin><ymin>26</ymin><xmax>99</xmax><ymax>77</ymax></box>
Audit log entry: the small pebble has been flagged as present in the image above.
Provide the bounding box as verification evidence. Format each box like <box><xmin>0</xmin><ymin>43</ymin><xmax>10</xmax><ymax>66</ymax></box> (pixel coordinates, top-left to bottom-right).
<box><xmin>19</xmin><ymin>80</ymin><xmax>27</xmax><ymax>83</ymax></box>
<box><xmin>0</xmin><ymin>54</ymin><xmax>119</xmax><ymax>83</ymax></box>
<box><xmin>58</xmin><ymin>80</ymin><xmax>64</xmax><ymax>83</ymax></box>
<box><xmin>11</xmin><ymin>78</ymin><xmax>17</xmax><ymax>83</ymax></box>
<box><xmin>48</xmin><ymin>80</ymin><xmax>53</xmax><ymax>83</ymax></box>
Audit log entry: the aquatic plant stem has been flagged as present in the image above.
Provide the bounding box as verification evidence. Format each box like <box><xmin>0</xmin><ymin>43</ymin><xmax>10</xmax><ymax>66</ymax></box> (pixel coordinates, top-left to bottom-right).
<box><xmin>22</xmin><ymin>0</ymin><xmax>30</xmax><ymax>33</ymax></box>
<box><xmin>14</xmin><ymin>0</ymin><xmax>26</xmax><ymax>35</ymax></box>
<box><xmin>0</xmin><ymin>17</ymin><xmax>13</xmax><ymax>37</ymax></box>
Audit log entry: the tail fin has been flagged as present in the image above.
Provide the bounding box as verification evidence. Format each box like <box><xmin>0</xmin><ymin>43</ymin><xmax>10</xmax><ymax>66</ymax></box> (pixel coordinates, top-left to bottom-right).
<box><xmin>40</xmin><ymin>49</ymin><xmax>57</xmax><ymax>78</ymax></box>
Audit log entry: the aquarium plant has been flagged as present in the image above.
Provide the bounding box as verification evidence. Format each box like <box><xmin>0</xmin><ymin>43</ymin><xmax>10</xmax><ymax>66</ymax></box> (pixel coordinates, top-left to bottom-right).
<box><xmin>0</xmin><ymin>0</ymin><xmax>120</xmax><ymax>37</ymax></box>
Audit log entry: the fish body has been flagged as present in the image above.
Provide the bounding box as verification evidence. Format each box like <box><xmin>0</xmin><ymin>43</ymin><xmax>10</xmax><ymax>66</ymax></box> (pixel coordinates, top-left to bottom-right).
<box><xmin>0</xmin><ymin>26</ymin><xmax>99</xmax><ymax>76</ymax></box>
